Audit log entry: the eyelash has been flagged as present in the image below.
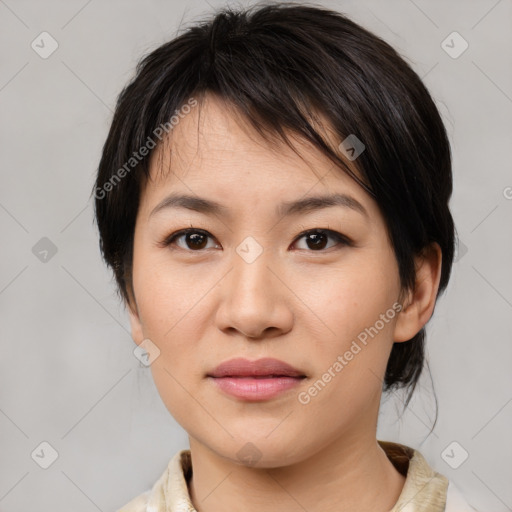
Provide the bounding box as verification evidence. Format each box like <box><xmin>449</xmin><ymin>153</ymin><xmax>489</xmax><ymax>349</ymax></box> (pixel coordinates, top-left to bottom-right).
<box><xmin>159</xmin><ymin>227</ymin><xmax>352</xmax><ymax>252</ymax></box>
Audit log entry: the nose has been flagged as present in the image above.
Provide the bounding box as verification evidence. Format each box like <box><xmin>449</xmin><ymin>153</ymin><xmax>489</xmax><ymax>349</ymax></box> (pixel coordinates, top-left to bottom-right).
<box><xmin>214</xmin><ymin>247</ymin><xmax>294</xmax><ymax>340</ymax></box>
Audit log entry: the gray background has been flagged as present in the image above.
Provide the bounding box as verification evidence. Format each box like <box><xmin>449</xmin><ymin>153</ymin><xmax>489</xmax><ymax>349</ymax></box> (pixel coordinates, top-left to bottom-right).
<box><xmin>1</xmin><ymin>0</ymin><xmax>511</xmax><ymax>510</ymax></box>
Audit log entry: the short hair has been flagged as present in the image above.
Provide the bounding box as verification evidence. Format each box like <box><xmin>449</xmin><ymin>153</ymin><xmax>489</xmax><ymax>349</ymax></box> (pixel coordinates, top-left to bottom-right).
<box><xmin>93</xmin><ymin>2</ymin><xmax>456</xmax><ymax>408</ymax></box>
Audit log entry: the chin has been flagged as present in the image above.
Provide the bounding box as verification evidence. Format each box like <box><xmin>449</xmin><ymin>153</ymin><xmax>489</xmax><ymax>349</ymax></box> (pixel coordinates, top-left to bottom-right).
<box><xmin>206</xmin><ymin>434</ymin><xmax>312</xmax><ymax>469</ymax></box>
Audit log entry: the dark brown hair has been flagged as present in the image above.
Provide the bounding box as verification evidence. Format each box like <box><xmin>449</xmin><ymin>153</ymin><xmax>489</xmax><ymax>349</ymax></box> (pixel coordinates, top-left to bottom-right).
<box><xmin>93</xmin><ymin>2</ymin><xmax>456</xmax><ymax>411</ymax></box>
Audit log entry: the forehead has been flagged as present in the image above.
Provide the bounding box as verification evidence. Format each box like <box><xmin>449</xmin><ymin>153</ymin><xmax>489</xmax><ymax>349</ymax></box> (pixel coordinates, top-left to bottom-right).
<box><xmin>140</xmin><ymin>94</ymin><xmax>375</xmax><ymax>218</ymax></box>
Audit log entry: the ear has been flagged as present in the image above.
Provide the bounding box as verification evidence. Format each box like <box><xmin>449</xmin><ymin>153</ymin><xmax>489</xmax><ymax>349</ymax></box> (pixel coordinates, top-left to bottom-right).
<box><xmin>393</xmin><ymin>242</ymin><xmax>443</xmax><ymax>343</ymax></box>
<box><xmin>126</xmin><ymin>292</ymin><xmax>145</xmax><ymax>344</ymax></box>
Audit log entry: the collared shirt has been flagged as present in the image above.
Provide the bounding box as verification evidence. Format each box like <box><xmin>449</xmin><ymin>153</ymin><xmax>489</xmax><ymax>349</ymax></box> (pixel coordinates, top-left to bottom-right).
<box><xmin>118</xmin><ymin>440</ymin><xmax>476</xmax><ymax>512</ymax></box>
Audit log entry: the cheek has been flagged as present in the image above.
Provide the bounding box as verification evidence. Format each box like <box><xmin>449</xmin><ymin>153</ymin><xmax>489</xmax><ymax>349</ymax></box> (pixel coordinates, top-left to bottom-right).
<box><xmin>294</xmin><ymin>257</ymin><xmax>399</xmax><ymax>402</ymax></box>
<box><xmin>132</xmin><ymin>250</ymin><xmax>204</xmax><ymax>336</ymax></box>
<box><xmin>149</xmin><ymin>360</ymin><xmax>214</xmax><ymax>444</ymax></box>
<box><xmin>132</xmin><ymin>255</ymin><xmax>217</xmax><ymax>383</ymax></box>
<box><xmin>297</xmin><ymin>255</ymin><xmax>399</xmax><ymax>342</ymax></box>
<box><xmin>295</xmin><ymin>292</ymin><xmax>397</xmax><ymax>432</ymax></box>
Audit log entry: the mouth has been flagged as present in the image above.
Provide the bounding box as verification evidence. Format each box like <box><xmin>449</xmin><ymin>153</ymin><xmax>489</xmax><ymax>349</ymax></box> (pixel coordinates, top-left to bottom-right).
<box><xmin>207</xmin><ymin>358</ymin><xmax>306</xmax><ymax>401</ymax></box>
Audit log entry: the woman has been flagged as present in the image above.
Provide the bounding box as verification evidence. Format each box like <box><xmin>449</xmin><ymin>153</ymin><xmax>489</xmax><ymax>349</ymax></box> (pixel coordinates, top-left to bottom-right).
<box><xmin>93</xmin><ymin>3</ymin><xmax>475</xmax><ymax>511</ymax></box>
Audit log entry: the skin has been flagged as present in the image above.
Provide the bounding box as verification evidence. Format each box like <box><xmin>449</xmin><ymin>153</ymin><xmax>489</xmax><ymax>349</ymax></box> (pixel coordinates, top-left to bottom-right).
<box><xmin>127</xmin><ymin>93</ymin><xmax>442</xmax><ymax>512</ymax></box>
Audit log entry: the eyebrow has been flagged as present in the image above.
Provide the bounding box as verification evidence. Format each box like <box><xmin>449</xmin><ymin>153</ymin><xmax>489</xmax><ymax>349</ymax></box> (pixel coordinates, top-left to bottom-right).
<box><xmin>149</xmin><ymin>192</ymin><xmax>368</xmax><ymax>219</ymax></box>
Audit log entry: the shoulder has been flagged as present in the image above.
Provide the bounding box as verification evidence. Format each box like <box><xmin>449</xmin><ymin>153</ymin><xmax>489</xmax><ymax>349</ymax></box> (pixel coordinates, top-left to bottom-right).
<box><xmin>115</xmin><ymin>449</ymin><xmax>192</xmax><ymax>512</ymax></box>
<box><xmin>445</xmin><ymin>480</ymin><xmax>477</xmax><ymax>512</ymax></box>
<box><xmin>116</xmin><ymin>489</ymin><xmax>151</xmax><ymax>512</ymax></box>
<box><xmin>378</xmin><ymin>440</ymin><xmax>477</xmax><ymax>512</ymax></box>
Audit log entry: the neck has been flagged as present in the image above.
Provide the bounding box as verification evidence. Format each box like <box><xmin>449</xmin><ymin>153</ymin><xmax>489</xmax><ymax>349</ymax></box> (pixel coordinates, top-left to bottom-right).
<box><xmin>187</xmin><ymin>430</ymin><xmax>406</xmax><ymax>512</ymax></box>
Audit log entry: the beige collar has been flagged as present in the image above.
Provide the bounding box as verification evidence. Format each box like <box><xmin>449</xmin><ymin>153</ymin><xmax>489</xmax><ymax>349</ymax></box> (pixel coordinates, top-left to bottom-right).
<box><xmin>126</xmin><ymin>440</ymin><xmax>448</xmax><ymax>512</ymax></box>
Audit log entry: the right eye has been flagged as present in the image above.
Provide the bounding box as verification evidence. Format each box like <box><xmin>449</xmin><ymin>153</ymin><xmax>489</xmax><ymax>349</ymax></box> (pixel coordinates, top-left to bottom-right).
<box><xmin>160</xmin><ymin>228</ymin><xmax>220</xmax><ymax>251</ymax></box>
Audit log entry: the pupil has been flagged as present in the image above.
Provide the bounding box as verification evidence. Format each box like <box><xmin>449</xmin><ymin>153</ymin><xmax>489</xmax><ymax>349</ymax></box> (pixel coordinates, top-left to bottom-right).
<box><xmin>308</xmin><ymin>232</ymin><xmax>326</xmax><ymax>250</ymax></box>
<box><xmin>188</xmin><ymin>233</ymin><xmax>207</xmax><ymax>249</ymax></box>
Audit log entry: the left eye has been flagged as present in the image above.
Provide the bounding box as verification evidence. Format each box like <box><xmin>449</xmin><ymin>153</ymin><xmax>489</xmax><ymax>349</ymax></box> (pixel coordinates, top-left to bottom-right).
<box><xmin>293</xmin><ymin>229</ymin><xmax>350</xmax><ymax>251</ymax></box>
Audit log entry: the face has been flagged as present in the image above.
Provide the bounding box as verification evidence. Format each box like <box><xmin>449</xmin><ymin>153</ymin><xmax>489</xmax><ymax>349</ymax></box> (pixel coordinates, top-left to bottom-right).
<box><xmin>128</xmin><ymin>94</ymin><xmax>406</xmax><ymax>467</ymax></box>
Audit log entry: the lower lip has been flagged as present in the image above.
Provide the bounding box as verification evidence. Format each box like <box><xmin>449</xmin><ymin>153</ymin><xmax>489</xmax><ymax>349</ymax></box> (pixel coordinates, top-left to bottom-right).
<box><xmin>209</xmin><ymin>376</ymin><xmax>304</xmax><ymax>401</ymax></box>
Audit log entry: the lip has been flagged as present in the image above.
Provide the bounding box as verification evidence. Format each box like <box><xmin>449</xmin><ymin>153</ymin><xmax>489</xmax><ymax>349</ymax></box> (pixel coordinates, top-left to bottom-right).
<box><xmin>208</xmin><ymin>357</ymin><xmax>305</xmax><ymax>378</ymax></box>
<box><xmin>207</xmin><ymin>357</ymin><xmax>306</xmax><ymax>401</ymax></box>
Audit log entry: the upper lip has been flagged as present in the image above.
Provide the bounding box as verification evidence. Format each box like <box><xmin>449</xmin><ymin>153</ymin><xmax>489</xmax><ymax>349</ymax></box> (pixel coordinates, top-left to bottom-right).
<box><xmin>208</xmin><ymin>357</ymin><xmax>306</xmax><ymax>378</ymax></box>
